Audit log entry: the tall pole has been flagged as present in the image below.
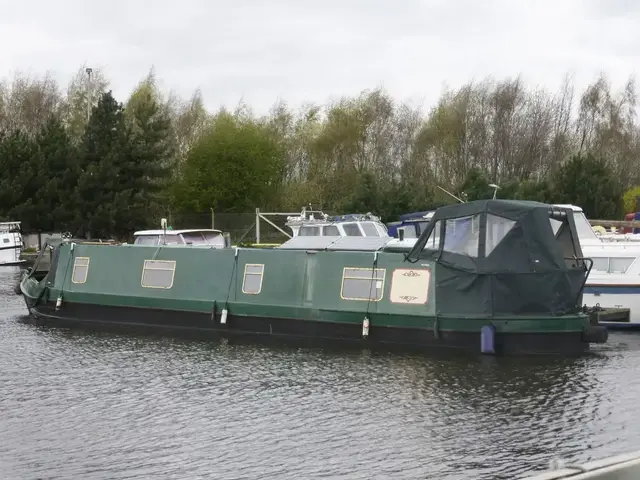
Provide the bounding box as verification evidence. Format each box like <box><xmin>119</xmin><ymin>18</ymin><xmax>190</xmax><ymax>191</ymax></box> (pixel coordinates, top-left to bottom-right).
<box><xmin>255</xmin><ymin>208</ymin><xmax>260</xmax><ymax>244</ymax></box>
<box><xmin>85</xmin><ymin>67</ymin><xmax>93</xmax><ymax>123</ymax></box>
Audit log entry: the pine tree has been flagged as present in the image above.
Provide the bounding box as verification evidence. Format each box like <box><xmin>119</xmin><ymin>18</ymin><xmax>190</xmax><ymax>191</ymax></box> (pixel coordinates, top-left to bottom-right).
<box><xmin>0</xmin><ymin>129</ymin><xmax>42</xmax><ymax>230</ymax></box>
<box><xmin>119</xmin><ymin>74</ymin><xmax>173</xmax><ymax>235</ymax></box>
<box><xmin>76</xmin><ymin>91</ymin><xmax>128</xmax><ymax>239</ymax></box>
<box><xmin>36</xmin><ymin>117</ymin><xmax>80</xmax><ymax>231</ymax></box>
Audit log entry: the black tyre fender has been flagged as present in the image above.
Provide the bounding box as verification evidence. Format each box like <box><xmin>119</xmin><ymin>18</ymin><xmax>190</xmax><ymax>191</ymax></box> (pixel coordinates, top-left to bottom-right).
<box><xmin>582</xmin><ymin>325</ymin><xmax>608</xmax><ymax>344</ymax></box>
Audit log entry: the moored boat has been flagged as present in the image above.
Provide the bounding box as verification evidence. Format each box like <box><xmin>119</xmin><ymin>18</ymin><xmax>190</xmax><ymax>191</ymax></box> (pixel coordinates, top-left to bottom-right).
<box><xmin>18</xmin><ymin>199</ymin><xmax>607</xmax><ymax>356</ymax></box>
<box><xmin>392</xmin><ymin>203</ymin><xmax>640</xmax><ymax>329</ymax></box>
<box><xmin>132</xmin><ymin>227</ymin><xmax>229</xmax><ymax>247</ymax></box>
<box><xmin>0</xmin><ymin>221</ymin><xmax>26</xmax><ymax>266</ymax></box>
<box><xmin>555</xmin><ymin>205</ymin><xmax>640</xmax><ymax>329</ymax></box>
<box><xmin>285</xmin><ymin>207</ymin><xmax>389</xmax><ymax>238</ymax></box>
<box><xmin>386</xmin><ymin>210</ymin><xmax>435</xmax><ymax>239</ymax></box>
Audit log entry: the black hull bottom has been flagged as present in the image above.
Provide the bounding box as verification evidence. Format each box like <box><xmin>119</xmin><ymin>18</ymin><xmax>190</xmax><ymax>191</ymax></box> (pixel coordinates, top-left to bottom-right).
<box><xmin>25</xmin><ymin>302</ymin><xmax>593</xmax><ymax>357</ymax></box>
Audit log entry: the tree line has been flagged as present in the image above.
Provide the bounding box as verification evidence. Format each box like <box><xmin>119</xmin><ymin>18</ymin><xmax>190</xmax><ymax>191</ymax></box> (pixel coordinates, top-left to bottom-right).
<box><xmin>0</xmin><ymin>65</ymin><xmax>636</xmax><ymax>239</ymax></box>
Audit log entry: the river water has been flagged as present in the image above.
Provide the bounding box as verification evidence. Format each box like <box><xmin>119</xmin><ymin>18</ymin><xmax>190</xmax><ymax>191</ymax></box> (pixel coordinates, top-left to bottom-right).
<box><xmin>1</xmin><ymin>266</ymin><xmax>639</xmax><ymax>480</ymax></box>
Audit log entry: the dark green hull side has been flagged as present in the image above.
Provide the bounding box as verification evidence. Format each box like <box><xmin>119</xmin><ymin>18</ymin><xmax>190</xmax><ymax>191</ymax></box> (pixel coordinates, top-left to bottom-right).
<box><xmin>25</xmin><ymin>301</ymin><xmax>593</xmax><ymax>356</ymax></box>
<box><xmin>19</xmin><ymin>242</ymin><xmax>604</xmax><ymax>356</ymax></box>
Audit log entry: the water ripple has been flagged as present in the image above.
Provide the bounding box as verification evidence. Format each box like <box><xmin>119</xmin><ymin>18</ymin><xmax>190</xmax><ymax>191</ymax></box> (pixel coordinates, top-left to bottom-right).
<box><xmin>0</xmin><ymin>267</ymin><xmax>639</xmax><ymax>479</ymax></box>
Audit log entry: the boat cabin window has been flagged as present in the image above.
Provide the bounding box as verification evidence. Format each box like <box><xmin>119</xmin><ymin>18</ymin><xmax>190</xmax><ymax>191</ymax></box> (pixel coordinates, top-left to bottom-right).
<box><xmin>443</xmin><ymin>215</ymin><xmax>480</xmax><ymax>257</ymax></box>
<box><xmin>182</xmin><ymin>232</ymin><xmax>208</xmax><ymax>245</ymax></box>
<box><xmin>611</xmin><ymin>258</ymin><xmax>634</xmax><ymax>273</ymax></box>
<box><xmin>486</xmin><ymin>214</ymin><xmax>516</xmax><ymax>256</ymax></box>
<box><xmin>549</xmin><ymin>218</ymin><xmax>562</xmax><ymax>236</ymax></box>
<box><xmin>2</xmin><ymin>238</ymin><xmax>9</xmax><ymax>244</ymax></box>
<box><xmin>422</xmin><ymin>221</ymin><xmax>442</xmax><ymax>250</ymax></box>
<box><xmin>398</xmin><ymin>226</ymin><xmax>418</xmax><ymax>239</ymax></box>
<box><xmin>572</xmin><ymin>212</ymin><xmax>599</xmax><ymax>241</ymax></box>
<box><xmin>71</xmin><ymin>257</ymin><xmax>90</xmax><ymax>284</ymax></box>
<box><xmin>591</xmin><ymin>257</ymin><xmax>636</xmax><ymax>274</ymax></box>
<box><xmin>135</xmin><ymin>234</ymin><xmax>185</xmax><ymax>246</ymax></box>
<box><xmin>141</xmin><ymin>260</ymin><xmax>176</xmax><ymax>289</ymax></box>
<box><xmin>323</xmin><ymin>225</ymin><xmax>340</xmax><ymax>236</ymax></box>
<box><xmin>299</xmin><ymin>226</ymin><xmax>321</xmax><ymax>236</ymax></box>
<box><xmin>591</xmin><ymin>257</ymin><xmax>608</xmax><ymax>272</ymax></box>
<box><xmin>242</xmin><ymin>264</ymin><xmax>264</xmax><ymax>294</ymax></box>
<box><xmin>134</xmin><ymin>235</ymin><xmax>160</xmax><ymax>245</ymax></box>
<box><xmin>203</xmin><ymin>231</ymin><xmax>225</xmax><ymax>247</ymax></box>
<box><xmin>341</xmin><ymin>267</ymin><xmax>385</xmax><ymax>301</ymax></box>
<box><xmin>361</xmin><ymin>222</ymin><xmax>380</xmax><ymax>237</ymax></box>
<box><xmin>343</xmin><ymin>223</ymin><xmax>363</xmax><ymax>236</ymax></box>
<box><xmin>416</xmin><ymin>221</ymin><xmax>429</xmax><ymax>235</ymax></box>
<box><xmin>161</xmin><ymin>235</ymin><xmax>183</xmax><ymax>245</ymax></box>
<box><xmin>549</xmin><ymin>215</ymin><xmax>580</xmax><ymax>264</ymax></box>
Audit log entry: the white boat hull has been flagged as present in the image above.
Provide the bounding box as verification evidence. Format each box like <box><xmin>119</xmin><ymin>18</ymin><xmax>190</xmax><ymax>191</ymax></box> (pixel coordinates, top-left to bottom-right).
<box><xmin>581</xmin><ymin>241</ymin><xmax>640</xmax><ymax>327</ymax></box>
<box><xmin>0</xmin><ymin>226</ymin><xmax>24</xmax><ymax>266</ymax></box>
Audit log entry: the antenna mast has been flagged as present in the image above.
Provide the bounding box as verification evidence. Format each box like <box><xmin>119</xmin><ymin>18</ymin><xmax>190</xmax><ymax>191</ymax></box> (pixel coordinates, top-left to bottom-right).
<box><xmin>437</xmin><ymin>185</ymin><xmax>466</xmax><ymax>204</ymax></box>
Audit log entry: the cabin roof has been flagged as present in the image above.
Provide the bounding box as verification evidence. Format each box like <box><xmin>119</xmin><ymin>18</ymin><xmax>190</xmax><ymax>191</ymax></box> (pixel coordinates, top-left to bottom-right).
<box><xmin>134</xmin><ymin>229</ymin><xmax>222</xmax><ymax>235</ymax></box>
<box><xmin>286</xmin><ymin>218</ymin><xmax>383</xmax><ymax>226</ymax></box>
<box><xmin>279</xmin><ymin>236</ymin><xmax>392</xmax><ymax>251</ymax></box>
<box><xmin>408</xmin><ymin>198</ymin><xmax>584</xmax><ymax>275</ymax></box>
<box><xmin>552</xmin><ymin>203</ymin><xmax>583</xmax><ymax>212</ymax></box>
<box><xmin>398</xmin><ymin>210</ymin><xmax>434</xmax><ymax>221</ymax></box>
<box><xmin>403</xmin><ymin>213</ymin><xmax>433</xmax><ymax>224</ymax></box>
<box><xmin>433</xmin><ymin>199</ymin><xmax>551</xmax><ymax>220</ymax></box>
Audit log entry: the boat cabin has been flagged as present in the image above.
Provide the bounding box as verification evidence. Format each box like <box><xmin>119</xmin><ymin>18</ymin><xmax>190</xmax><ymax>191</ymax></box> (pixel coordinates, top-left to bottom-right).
<box><xmin>0</xmin><ymin>221</ymin><xmax>25</xmax><ymax>265</ymax></box>
<box><xmin>387</xmin><ymin>211</ymin><xmax>435</xmax><ymax>240</ymax></box>
<box><xmin>133</xmin><ymin>229</ymin><xmax>227</xmax><ymax>248</ymax></box>
<box><xmin>406</xmin><ymin>199</ymin><xmax>589</xmax><ymax>316</ymax></box>
<box><xmin>286</xmin><ymin>210</ymin><xmax>389</xmax><ymax>238</ymax></box>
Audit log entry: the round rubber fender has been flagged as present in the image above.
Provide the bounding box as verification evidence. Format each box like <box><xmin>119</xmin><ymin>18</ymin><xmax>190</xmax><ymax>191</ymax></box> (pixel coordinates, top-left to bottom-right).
<box><xmin>582</xmin><ymin>325</ymin><xmax>608</xmax><ymax>344</ymax></box>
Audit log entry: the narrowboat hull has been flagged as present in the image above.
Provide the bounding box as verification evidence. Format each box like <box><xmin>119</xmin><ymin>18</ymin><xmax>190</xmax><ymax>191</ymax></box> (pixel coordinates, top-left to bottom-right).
<box><xmin>23</xmin><ymin>301</ymin><xmax>594</xmax><ymax>356</ymax></box>
<box><xmin>18</xmin><ymin>241</ymin><xmax>604</xmax><ymax>356</ymax></box>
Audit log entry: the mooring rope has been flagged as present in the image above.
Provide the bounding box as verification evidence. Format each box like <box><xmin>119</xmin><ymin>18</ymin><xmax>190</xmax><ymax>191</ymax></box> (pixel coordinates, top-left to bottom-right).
<box><xmin>56</xmin><ymin>244</ymin><xmax>75</xmax><ymax>302</ymax></box>
<box><xmin>364</xmin><ymin>249</ymin><xmax>380</xmax><ymax>319</ymax></box>
<box><xmin>223</xmin><ymin>247</ymin><xmax>239</xmax><ymax>311</ymax></box>
<box><xmin>150</xmin><ymin>240</ymin><xmax>164</xmax><ymax>261</ymax></box>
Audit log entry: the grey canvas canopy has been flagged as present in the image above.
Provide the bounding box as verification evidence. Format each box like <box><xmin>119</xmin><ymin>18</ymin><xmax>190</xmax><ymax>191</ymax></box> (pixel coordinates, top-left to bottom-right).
<box><xmin>406</xmin><ymin>199</ymin><xmax>589</xmax><ymax>317</ymax></box>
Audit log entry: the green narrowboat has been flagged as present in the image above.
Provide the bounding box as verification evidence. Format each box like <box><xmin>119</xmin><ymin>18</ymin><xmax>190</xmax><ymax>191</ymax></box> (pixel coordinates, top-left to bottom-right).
<box><xmin>18</xmin><ymin>199</ymin><xmax>608</xmax><ymax>355</ymax></box>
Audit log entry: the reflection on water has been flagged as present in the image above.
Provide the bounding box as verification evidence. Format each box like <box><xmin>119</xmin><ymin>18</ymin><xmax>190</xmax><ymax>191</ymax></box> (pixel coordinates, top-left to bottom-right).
<box><xmin>0</xmin><ymin>266</ymin><xmax>639</xmax><ymax>479</ymax></box>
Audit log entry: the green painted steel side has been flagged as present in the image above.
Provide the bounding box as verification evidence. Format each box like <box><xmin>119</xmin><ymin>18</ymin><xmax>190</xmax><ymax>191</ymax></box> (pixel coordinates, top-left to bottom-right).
<box><xmin>24</xmin><ymin>242</ymin><xmax>591</xmax><ymax>334</ymax></box>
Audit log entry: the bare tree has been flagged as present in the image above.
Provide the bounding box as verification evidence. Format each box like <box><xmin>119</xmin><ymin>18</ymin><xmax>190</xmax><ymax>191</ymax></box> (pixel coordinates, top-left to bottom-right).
<box><xmin>1</xmin><ymin>71</ymin><xmax>61</xmax><ymax>135</ymax></box>
<box><xmin>167</xmin><ymin>89</ymin><xmax>211</xmax><ymax>175</ymax></box>
<box><xmin>61</xmin><ymin>64</ymin><xmax>110</xmax><ymax>142</ymax></box>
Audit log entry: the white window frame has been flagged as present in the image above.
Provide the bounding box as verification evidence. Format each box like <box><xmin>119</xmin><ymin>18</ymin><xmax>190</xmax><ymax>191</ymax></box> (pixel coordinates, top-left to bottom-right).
<box><xmin>141</xmin><ymin>259</ymin><xmax>177</xmax><ymax>289</ymax></box>
<box><xmin>71</xmin><ymin>256</ymin><xmax>90</xmax><ymax>284</ymax></box>
<box><xmin>340</xmin><ymin>267</ymin><xmax>386</xmax><ymax>301</ymax></box>
<box><xmin>242</xmin><ymin>263</ymin><xmax>265</xmax><ymax>294</ymax></box>
<box><xmin>590</xmin><ymin>256</ymin><xmax>637</xmax><ymax>274</ymax></box>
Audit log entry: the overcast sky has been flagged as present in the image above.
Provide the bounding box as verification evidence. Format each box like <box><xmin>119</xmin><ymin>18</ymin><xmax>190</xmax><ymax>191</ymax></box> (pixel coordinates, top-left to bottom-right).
<box><xmin>1</xmin><ymin>0</ymin><xmax>637</xmax><ymax>114</ymax></box>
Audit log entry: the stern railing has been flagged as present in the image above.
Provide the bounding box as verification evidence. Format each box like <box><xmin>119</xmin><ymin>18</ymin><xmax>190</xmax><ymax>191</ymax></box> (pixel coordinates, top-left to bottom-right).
<box><xmin>565</xmin><ymin>256</ymin><xmax>593</xmax><ymax>311</ymax></box>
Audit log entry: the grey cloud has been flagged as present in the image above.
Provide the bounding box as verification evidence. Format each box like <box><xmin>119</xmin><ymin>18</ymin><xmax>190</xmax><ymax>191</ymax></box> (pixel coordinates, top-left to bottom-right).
<box><xmin>0</xmin><ymin>0</ymin><xmax>638</xmax><ymax>115</ymax></box>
